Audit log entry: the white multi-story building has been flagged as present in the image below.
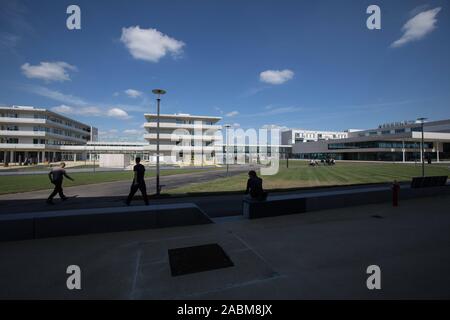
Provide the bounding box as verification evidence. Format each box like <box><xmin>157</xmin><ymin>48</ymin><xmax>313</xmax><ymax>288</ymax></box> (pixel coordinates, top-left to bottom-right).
<box><xmin>281</xmin><ymin>129</ymin><xmax>348</xmax><ymax>145</ymax></box>
<box><xmin>0</xmin><ymin>106</ymin><xmax>97</xmax><ymax>164</ymax></box>
<box><xmin>143</xmin><ymin>113</ymin><xmax>222</xmax><ymax>164</ymax></box>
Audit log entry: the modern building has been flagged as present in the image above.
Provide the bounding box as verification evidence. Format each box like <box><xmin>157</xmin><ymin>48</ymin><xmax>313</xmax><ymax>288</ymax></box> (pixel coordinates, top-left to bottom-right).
<box><xmin>0</xmin><ymin>106</ymin><xmax>97</xmax><ymax>164</ymax></box>
<box><xmin>10</xmin><ymin>105</ymin><xmax>445</xmax><ymax>166</ymax></box>
<box><xmin>281</xmin><ymin>129</ymin><xmax>348</xmax><ymax>145</ymax></box>
<box><xmin>143</xmin><ymin>113</ymin><xmax>222</xmax><ymax>164</ymax></box>
<box><xmin>292</xmin><ymin>119</ymin><xmax>450</xmax><ymax>162</ymax></box>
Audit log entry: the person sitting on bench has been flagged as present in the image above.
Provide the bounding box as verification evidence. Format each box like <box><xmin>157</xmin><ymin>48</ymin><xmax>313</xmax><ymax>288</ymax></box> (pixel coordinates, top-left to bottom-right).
<box><xmin>245</xmin><ymin>170</ymin><xmax>267</xmax><ymax>200</ymax></box>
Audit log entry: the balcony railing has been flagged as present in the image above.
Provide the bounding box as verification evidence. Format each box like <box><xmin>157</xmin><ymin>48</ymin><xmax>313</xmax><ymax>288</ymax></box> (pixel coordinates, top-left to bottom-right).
<box><xmin>0</xmin><ymin>130</ymin><xmax>88</xmax><ymax>143</ymax></box>
<box><xmin>143</xmin><ymin>133</ymin><xmax>219</xmax><ymax>141</ymax></box>
<box><xmin>0</xmin><ymin>117</ymin><xmax>91</xmax><ymax>135</ymax></box>
<box><xmin>143</xmin><ymin>122</ymin><xmax>222</xmax><ymax>130</ymax></box>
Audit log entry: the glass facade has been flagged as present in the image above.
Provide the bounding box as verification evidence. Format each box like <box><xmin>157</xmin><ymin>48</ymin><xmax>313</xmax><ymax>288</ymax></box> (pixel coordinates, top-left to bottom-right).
<box><xmin>328</xmin><ymin>141</ymin><xmax>433</xmax><ymax>150</ymax></box>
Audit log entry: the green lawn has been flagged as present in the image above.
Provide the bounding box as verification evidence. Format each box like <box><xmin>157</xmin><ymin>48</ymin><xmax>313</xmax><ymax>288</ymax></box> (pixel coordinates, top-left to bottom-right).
<box><xmin>1</xmin><ymin>161</ymin><xmax>449</xmax><ymax>196</ymax></box>
<box><xmin>0</xmin><ymin>164</ymin><xmax>99</xmax><ymax>172</ymax></box>
<box><xmin>0</xmin><ymin>168</ymin><xmax>215</xmax><ymax>195</ymax></box>
<box><xmin>167</xmin><ymin>161</ymin><xmax>450</xmax><ymax>195</ymax></box>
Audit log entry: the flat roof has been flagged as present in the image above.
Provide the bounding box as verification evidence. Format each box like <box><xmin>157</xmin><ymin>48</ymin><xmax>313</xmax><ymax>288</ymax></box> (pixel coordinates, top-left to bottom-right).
<box><xmin>144</xmin><ymin>113</ymin><xmax>222</xmax><ymax>121</ymax></box>
<box><xmin>283</xmin><ymin>129</ymin><xmax>347</xmax><ymax>134</ymax></box>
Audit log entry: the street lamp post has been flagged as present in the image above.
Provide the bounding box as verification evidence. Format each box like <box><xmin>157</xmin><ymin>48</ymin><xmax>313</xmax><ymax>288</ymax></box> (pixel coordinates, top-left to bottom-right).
<box><xmin>152</xmin><ymin>89</ymin><xmax>166</xmax><ymax>195</ymax></box>
<box><xmin>224</xmin><ymin>124</ymin><xmax>231</xmax><ymax>175</ymax></box>
<box><xmin>417</xmin><ymin>117</ymin><xmax>427</xmax><ymax>177</ymax></box>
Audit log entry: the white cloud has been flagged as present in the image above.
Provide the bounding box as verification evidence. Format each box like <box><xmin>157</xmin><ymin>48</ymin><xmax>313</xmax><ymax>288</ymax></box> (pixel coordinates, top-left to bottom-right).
<box><xmin>225</xmin><ymin>110</ymin><xmax>239</xmax><ymax>117</ymax></box>
<box><xmin>123</xmin><ymin>129</ymin><xmax>141</xmax><ymax>134</ymax></box>
<box><xmin>231</xmin><ymin>106</ymin><xmax>303</xmax><ymax>119</ymax></box>
<box><xmin>51</xmin><ymin>105</ymin><xmax>130</xmax><ymax>120</ymax></box>
<box><xmin>124</xmin><ymin>89</ymin><xmax>143</xmax><ymax>98</ymax></box>
<box><xmin>28</xmin><ymin>86</ymin><xmax>87</xmax><ymax>106</ymax></box>
<box><xmin>51</xmin><ymin>105</ymin><xmax>102</xmax><ymax>116</ymax></box>
<box><xmin>256</xmin><ymin>106</ymin><xmax>303</xmax><ymax>117</ymax></box>
<box><xmin>120</xmin><ymin>26</ymin><xmax>185</xmax><ymax>62</ymax></box>
<box><xmin>21</xmin><ymin>61</ymin><xmax>77</xmax><ymax>82</ymax></box>
<box><xmin>391</xmin><ymin>7</ymin><xmax>441</xmax><ymax>48</ymax></box>
<box><xmin>259</xmin><ymin>69</ymin><xmax>294</xmax><ymax>85</ymax></box>
<box><xmin>99</xmin><ymin>129</ymin><xmax>118</xmax><ymax>135</ymax></box>
<box><xmin>214</xmin><ymin>106</ymin><xmax>224</xmax><ymax>115</ymax></box>
<box><xmin>0</xmin><ymin>32</ymin><xmax>20</xmax><ymax>49</ymax></box>
<box><xmin>98</xmin><ymin>128</ymin><xmax>145</xmax><ymax>142</ymax></box>
<box><xmin>107</xmin><ymin>107</ymin><xmax>130</xmax><ymax>119</ymax></box>
<box><xmin>25</xmin><ymin>85</ymin><xmax>145</xmax><ymax>118</ymax></box>
<box><xmin>261</xmin><ymin>124</ymin><xmax>289</xmax><ymax>131</ymax></box>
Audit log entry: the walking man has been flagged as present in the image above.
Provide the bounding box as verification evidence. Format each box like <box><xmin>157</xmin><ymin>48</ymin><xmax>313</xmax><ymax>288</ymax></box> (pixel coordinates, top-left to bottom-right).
<box><xmin>125</xmin><ymin>157</ymin><xmax>149</xmax><ymax>206</ymax></box>
<box><xmin>47</xmin><ymin>162</ymin><xmax>74</xmax><ymax>204</ymax></box>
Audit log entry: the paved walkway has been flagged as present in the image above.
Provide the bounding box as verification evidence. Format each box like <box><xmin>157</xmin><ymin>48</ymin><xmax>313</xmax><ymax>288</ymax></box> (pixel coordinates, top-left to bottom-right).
<box><xmin>0</xmin><ymin>166</ymin><xmax>255</xmax><ymax>217</ymax></box>
<box><xmin>1</xmin><ymin>168</ymin><xmax>410</xmax><ymax>218</ymax></box>
<box><xmin>1</xmin><ymin>195</ymin><xmax>449</xmax><ymax>299</ymax></box>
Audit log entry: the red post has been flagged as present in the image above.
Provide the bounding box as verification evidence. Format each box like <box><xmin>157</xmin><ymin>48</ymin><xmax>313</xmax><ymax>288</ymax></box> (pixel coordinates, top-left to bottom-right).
<box><xmin>392</xmin><ymin>180</ymin><xmax>400</xmax><ymax>207</ymax></box>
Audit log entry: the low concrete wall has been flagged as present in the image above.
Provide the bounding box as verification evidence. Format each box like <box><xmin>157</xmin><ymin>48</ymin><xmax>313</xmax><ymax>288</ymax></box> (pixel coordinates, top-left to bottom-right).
<box><xmin>244</xmin><ymin>185</ymin><xmax>450</xmax><ymax>219</ymax></box>
<box><xmin>0</xmin><ymin>203</ymin><xmax>212</xmax><ymax>242</ymax></box>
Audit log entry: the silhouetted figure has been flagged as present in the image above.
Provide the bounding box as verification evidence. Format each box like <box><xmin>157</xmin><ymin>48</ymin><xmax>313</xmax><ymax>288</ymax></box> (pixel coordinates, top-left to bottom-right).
<box><xmin>47</xmin><ymin>162</ymin><xmax>74</xmax><ymax>204</ymax></box>
<box><xmin>125</xmin><ymin>157</ymin><xmax>149</xmax><ymax>206</ymax></box>
<box><xmin>245</xmin><ymin>170</ymin><xmax>267</xmax><ymax>200</ymax></box>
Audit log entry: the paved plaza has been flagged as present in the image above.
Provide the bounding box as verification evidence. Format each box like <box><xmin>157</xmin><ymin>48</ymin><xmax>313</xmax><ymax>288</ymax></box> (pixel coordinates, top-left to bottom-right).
<box><xmin>1</xmin><ymin>194</ymin><xmax>449</xmax><ymax>299</ymax></box>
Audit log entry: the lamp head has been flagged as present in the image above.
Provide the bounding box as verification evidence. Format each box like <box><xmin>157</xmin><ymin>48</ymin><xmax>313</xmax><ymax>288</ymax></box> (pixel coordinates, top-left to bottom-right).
<box><xmin>416</xmin><ymin>117</ymin><xmax>427</xmax><ymax>123</ymax></box>
<box><xmin>152</xmin><ymin>89</ymin><xmax>166</xmax><ymax>95</ymax></box>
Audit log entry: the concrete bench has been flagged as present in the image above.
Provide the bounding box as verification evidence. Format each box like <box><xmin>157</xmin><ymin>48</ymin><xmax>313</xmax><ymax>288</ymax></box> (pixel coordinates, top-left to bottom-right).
<box><xmin>0</xmin><ymin>203</ymin><xmax>212</xmax><ymax>242</ymax></box>
<box><xmin>243</xmin><ymin>186</ymin><xmax>390</xmax><ymax>219</ymax></box>
<box><xmin>243</xmin><ymin>184</ymin><xmax>450</xmax><ymax>219</ymax></box>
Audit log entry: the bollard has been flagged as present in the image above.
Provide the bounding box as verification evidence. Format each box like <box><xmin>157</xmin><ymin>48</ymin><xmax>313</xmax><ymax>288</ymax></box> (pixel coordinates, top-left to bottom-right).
<box><xmin>392</xmin><ymin>180</ymin><xmax>400</xmax><ymax>207</ymax></box>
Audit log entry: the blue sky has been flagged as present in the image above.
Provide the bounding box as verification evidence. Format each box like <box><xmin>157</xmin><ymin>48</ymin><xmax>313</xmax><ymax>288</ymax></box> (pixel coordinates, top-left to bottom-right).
<box><xmin>1</xmin><ymin>0</ymin><xmax>449</xmax><ymax>141</ymax></box>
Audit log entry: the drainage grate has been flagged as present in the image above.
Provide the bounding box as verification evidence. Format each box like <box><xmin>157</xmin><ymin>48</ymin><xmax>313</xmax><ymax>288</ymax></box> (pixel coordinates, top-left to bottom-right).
<box><xmin>168</xmin><ymin>243</ymin><xmax>234</xmax><ymax>276</ymax></box>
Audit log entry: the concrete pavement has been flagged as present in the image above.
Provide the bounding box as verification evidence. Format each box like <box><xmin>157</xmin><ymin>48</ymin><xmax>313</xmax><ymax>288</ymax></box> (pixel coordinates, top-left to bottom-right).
<box><xmin>0</xmin><ymin>194</ymin><xmax>449</xmax><ymax>299</ymax></box>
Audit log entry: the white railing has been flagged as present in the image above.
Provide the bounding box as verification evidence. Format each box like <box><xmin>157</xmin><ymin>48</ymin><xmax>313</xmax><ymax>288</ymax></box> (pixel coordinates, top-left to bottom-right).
<box><xmin>0</xmin><ymin>130</ymin><xmax>87</xmax><ymax>143</ymax></box>
<box><xmin>0</xmin><ymin>117</ymin><xmax>91</xmax><ymax>136</ymax></box>
<box><xmin>143</xmin><ymin>122</ymin><xmax>222</xmax><ymax>130</ymax></box>
<box><xmin>0</xmin><ymin>143</ymin><xmax>46</xmax><ymax>150</ymax></box>
<box><xmin>143</xmin><ymin>133</ymin><xmax>219</xmax><ymax>141</ymax></box>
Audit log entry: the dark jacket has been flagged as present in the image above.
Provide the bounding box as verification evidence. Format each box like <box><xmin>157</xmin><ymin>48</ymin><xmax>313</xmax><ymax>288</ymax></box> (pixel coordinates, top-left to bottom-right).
<box><xmin>245</xmin><ymin>176</ymin><xmax>264</xmax><ymax>199</ymax></box>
